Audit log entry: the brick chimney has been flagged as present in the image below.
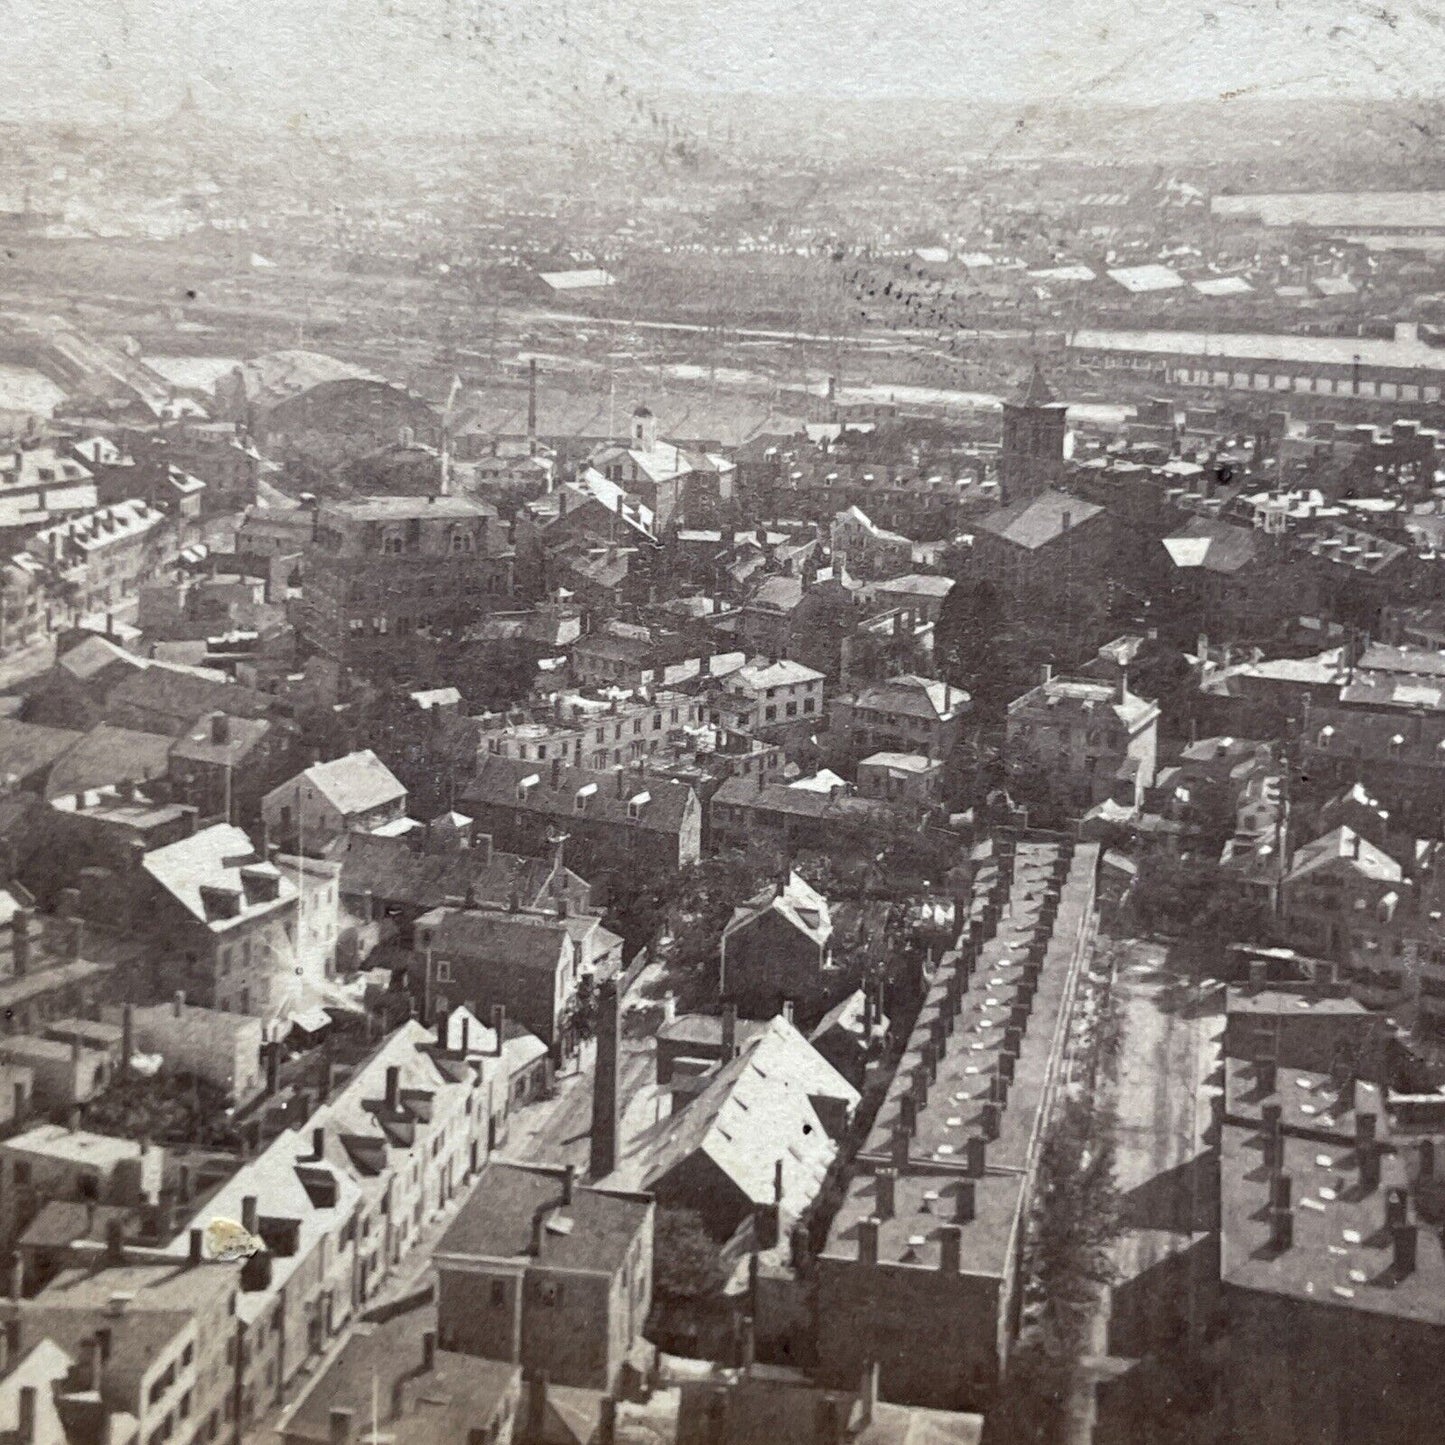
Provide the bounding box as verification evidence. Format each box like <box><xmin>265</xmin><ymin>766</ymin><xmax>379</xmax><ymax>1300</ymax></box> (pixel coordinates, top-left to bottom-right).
<box><xmin>1269</xmin><ymin>1206</ymin><xmax>1294</xmax><ymax>1252</ymax></box>
<box><xmin>955</xmin><ymin>1179</ymin><xmax>976</xmax><ymax>1223</ymax></box>
<box><xmin>899</xmin><ymin>1094</ymin><xmax>917</xmax><ymax>1138</ymax></box>
<box><xmin>1393</xmin><ymin>1222</ymin><xmax>1418</xmax><ymax>1277</ymax></box>
<box><xmin>875</xmin><ymin>1169</ymin><xmax>895</xmax><ymax>1221</ymax></box>
<box><xmin>721</xmin><ymin>1003</ymin><xmax>738</xmax><ymax>1061</ymax></box>
<box><xmin>965</xmin><ymin>1136</ymin><xmax>986</xmax><ymax>1176</ymax></box>
<box><xmin>938</xmin><ymin>1224</ymin><xmax>962</xmax><ymax>1274</ymax></box>
<box><xmin>524</xmin><ymin>1372</ymin><xmax>548</xmax><ymax>1443</ymax></box>
<box><xmin>11</xmin><ymin>910</ymin><xmax>31</xmax><ymax>978</ymax></box>
<box><xmin>857</xmin><ymin>1217</ymin><xmax>879</xmax><ymax>1265</ymax></box>
<box><xmin>589</xmin><ymin>976</ymin><xmax>620</xmax><ymax>1180</ymax></box>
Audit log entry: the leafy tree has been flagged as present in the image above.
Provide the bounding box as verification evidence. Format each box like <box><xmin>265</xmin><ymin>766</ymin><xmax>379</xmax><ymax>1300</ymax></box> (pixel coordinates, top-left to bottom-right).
<box><xmin>436</xmin><ymin>636</ymin><xmax>542</xmax><ymax>714</ymax></box>
<box><xmin>652</xmin><ymin>1207</ymin><xmax>729</xmax><ymax>1303</ymax></box>
<box><xmin>563</xmin><ymin>970</ymin><xmax>598</xmax><ymax>1049</ymax></box>
<box><xmin>1131</xmin><ymin>854</ymin><xmax>1270</xmax><ymax>950</ymax></box>
<box><xmin>333</xmin><ymin>690</ymin><xmax>479</xmax><ymax>820</ymax></box>
<box><xmin>1028</xmin><ymin>1096</ymin><xmax>1121</xmax><ymax>1332</ymax></box>
<box><xmin>605</xmin><ymin>845</ymin><xmax>787</xmax><ymax>1011</ymax></box>
<box><xmin>994</xmin><ymin>1095</ymin><xmax>1122</xmax><ymax>1445</ymax></box>
<box><xmin>1124</xmin><ymin>637</ymin><xmax>1195</xmax><ymax>736</ymax></box>
<box><xmin>83</xmin><ymin>1070</ymin><xmax>241</xmax><ymax>1149</ymax></box>
<box><xmin>935</xmin><ymin>577</ymin><xmax>1009</xmax><ymax>721</ymax></box>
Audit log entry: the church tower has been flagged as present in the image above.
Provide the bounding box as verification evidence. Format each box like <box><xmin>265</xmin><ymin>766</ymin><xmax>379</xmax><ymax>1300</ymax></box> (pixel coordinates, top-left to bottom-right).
<box><xmin>630</xmin><ymin>404</ymin><xmax>658</xmax><ymax>452</ymax></box>
<box><xmin>999</xmin><ymin>364</ymin><xmax>1068</xmax><ymax>504</ymax></box>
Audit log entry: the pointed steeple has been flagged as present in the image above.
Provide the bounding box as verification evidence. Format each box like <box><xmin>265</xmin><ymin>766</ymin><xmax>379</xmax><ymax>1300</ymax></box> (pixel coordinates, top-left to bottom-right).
<box><xmin>1014</xmin><ymin>362</ymin><xmax>1058</xmax><ymax>408</ymax></box>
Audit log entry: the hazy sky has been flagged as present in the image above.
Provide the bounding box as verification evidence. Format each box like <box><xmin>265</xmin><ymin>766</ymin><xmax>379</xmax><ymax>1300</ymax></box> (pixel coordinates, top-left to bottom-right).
<box><xmin>4</xmin><ymin>0</ymin><xmax>1444</xmax><ymax>129</ymax></box>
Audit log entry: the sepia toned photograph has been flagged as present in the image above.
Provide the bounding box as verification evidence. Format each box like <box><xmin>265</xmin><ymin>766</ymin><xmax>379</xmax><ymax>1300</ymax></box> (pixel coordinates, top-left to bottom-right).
<box><xmin>0</xmin><ymin>1</ymin><xmax>1443</xmax><ymax>1442</ymax></box>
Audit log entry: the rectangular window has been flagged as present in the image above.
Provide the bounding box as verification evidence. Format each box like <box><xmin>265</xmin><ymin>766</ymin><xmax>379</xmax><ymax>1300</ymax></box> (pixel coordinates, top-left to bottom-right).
<box><xmin>435</xmin><ymin>960</ymin><xmax>452</xmax><ymax>983</ymax></box>
<box><xmin>538</xmin><ymin>1281</ymin><xmax>562</xmax><ymax>1307</ymax></box>
<box><xmin>490</xmin><ymin>1280</ymin><xmax>505</xmax><ymax>1307</ymax></box>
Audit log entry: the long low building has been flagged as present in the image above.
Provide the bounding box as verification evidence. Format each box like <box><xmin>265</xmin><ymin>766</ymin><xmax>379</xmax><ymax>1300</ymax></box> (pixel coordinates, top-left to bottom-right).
<box><xmin>1069</xmin><ymin>322</ymin><xmax>1445</xmax><ymax>404</ymax></box>
<box><xmin>815</xmin><ymin>836</ymin><xmax>1100</xmax><ymax>1412</ymax></box>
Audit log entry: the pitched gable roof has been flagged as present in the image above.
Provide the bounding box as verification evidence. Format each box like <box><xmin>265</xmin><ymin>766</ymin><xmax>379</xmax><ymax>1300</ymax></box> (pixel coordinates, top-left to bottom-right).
<box><xmin>301</xmin><ymin>750</ymin><xmax>407</xmax><ymax>816</ymax></box>
<box><xmin>849</xmin><ymin>674</ymin><xmax>970</xmax><ymax>720</ymax></box>
<box><xmin>461</xmin><ymin>755</ymin><xmax>698</xmax><ymax>835</ymax></box>
<box><xmin>45</xmin><ymin>723</ymin><xmax>174</xmax><ymax>800</ymax></box>
<box><xmin>600</xmin><ymin>1015</ymin><xmax>857</xmax><ymax>1216</ymax></box>
<box><xmin>142</xmin><ymin>823</ymin><xmax>296</xmax><ymax>929</ymax></box>
<box><xmin>0</xmin><ymin>718</ymin><xmax>83</xmax><ymax>788</ymax></box>
<box><xmin>976</xmin><ymin>489</ymin><xmax>1103</xmax><ymax>551</ymax></box>
<box><xmin>724</xmin><ymin>872</ymin><xmax>833</xmax><ymax>948</ymax></box>
<box><xmin>414</xmin><ymin>907</ymin><xmax>572</xmax><ymax>974</ymax></box>
<box><xmin>1286</xmin><ymin>825</ymin><xmax>1403</xmax><ymax>885</ymax></box>
<box><xmin>1162</xmin><ymin>515</ymin><xmax>1262</xmax><ymax>574</ymax></box>
<box><xmin>327</xmin><ymin>831</ymin><xmax>584</xmax><ymax>913</ymax></box>
<box><xmin>436</xmin><ymin>1160</ymin><xmax>649</xmax><ymax>1273</ymax></box>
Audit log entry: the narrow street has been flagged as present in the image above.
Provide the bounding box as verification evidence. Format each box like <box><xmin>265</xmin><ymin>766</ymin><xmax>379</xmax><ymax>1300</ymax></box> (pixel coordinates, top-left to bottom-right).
<box><xmin>1065</xmin><ymin>932</ymin><xmax>1224</xmax><ymax>1445</ymax></box>
<box><xmin>246</xmin><ymin>1053</ymin><xmax>602</xmax><ymax>1445</ymax></box>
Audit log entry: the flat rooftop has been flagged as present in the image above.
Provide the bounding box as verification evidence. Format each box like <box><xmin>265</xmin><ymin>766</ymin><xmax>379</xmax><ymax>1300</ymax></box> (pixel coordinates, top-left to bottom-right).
<box><xmin>1224</xmin><ymin>1057</ymin><xmax>1387</xmax><ymax>1140</ymax></box>
<box><xmin>1220</xmin><ymin>1124</ymin><xmax>1445</xmax><ymax>1326</ymax></box>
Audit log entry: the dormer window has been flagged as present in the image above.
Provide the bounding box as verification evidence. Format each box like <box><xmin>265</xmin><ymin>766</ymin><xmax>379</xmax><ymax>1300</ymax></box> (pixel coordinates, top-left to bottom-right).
<box><xmin>627</xmin><ymin>792</ymin><xmax>651</xmax><ymax>819</ymax></box>
<box><xmin>574</xmin><ymin>783</ymin><xmax>597</xmax><ymax>813</ymax></box>
<box><xmin>1318</xmin><ymin>726</ymin><xmax>1334</xmax><ymax>749</ymax></box>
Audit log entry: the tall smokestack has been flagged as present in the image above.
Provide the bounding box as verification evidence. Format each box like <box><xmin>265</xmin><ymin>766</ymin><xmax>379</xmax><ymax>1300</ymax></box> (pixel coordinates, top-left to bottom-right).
<box><xmin>589</xmin><ymin>976</ymin><xmax>620</xmax><ymax>1180</ymax></box>
<box><xmin>527</xmin><ymin>358</ymin><xmax>538</xmax><ymax>458</ymax></box>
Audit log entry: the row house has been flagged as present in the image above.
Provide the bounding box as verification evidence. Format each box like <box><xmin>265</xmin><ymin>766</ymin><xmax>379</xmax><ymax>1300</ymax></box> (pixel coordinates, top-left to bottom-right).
<box><xmin>476</xmin><ymin>690</ymin><xmax>707</xmax><ymax>773</ymax></box>
<box><xmin>173</xmin><ymin>1011</ymin><xmax>528</xmax><ymax>1432</ymax></box>
<box><xmin>830</xmin><ymin>674</ymin><xmax>971</xmax><ymax>765</ymax></box>
<box><xmin>461</xmin><ymin>756</ymin><xmax>703</xmax><ymax>875</ymax></box>
<box><xmin>140</xmin><ymin>824</ymin><xmax>327</xmax><ymax>1019</ymax></box>
<box><xmin>1006</xmin><ymin>671</ymin><xmax>1161</xmax><ymax>814</ymax></box>
<box><xmin>711</xmin><ymin>658</ymin><xmax>826</xmax><ymax>742</ymax></box>
<box><xmin>1279</xmin><ymin>825</ymin><xmax>1423</xmax><ymax>1009</ymax></box>
<box><xmin>708</xmin><ymin>773</ymin><xmax>908</xmax><ymax>858</ymax></box>
<box><xmin>15</xmin><ymin>1249</ymin><xmax>241</xmax><ymax>1445</ymax></box>
<box><xmin>6</xmin><ymin>1007</ymin><xmax>553</xmax><ymax>1442</ymax></box>
<box><xmin>410</xmin><ymin>905</ymin><xmax>624</xmax><ymax>1053</ymax></box>
<box><xmin>26</xmin><ymin>501</ymin><xmax>169</xmax><ymax>626</ymax></box>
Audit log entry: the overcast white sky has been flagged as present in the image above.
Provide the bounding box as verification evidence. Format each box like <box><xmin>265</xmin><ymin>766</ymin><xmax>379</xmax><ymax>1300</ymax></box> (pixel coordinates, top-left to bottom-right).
<box><xmin>3</xmin><ymin>0</ymin><xmax>1443</xmax><ymax>129</ymax></box>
